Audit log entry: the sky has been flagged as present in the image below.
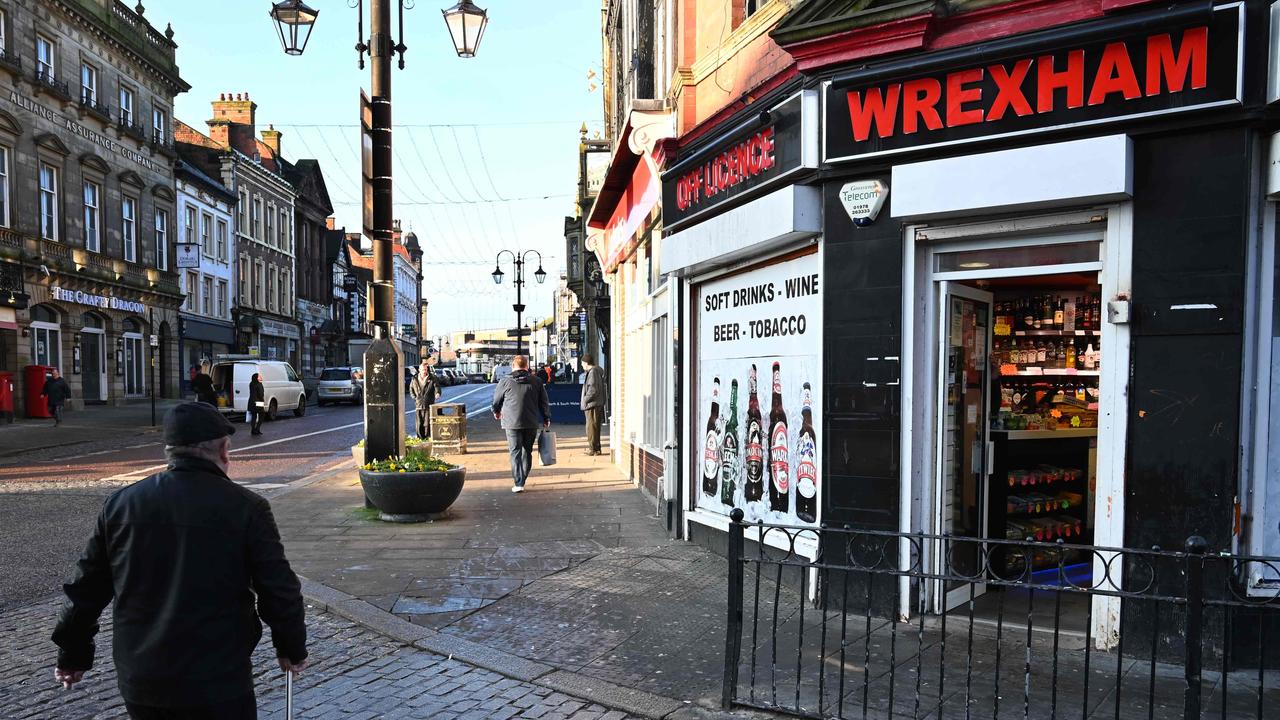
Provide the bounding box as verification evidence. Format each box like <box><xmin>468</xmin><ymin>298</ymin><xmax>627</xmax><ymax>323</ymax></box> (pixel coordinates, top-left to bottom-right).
<box><xmin>152</xmin><ymin>0</ymin><xmax>604</xmax><ymax>339</ymax></box>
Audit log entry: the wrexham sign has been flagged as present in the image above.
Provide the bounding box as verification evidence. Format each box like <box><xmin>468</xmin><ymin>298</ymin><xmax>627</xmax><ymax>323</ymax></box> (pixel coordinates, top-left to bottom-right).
<box><xmin>823</xmin><ymin>5</ymin><xmax>1242</xmax><ymax>162</ymax></box>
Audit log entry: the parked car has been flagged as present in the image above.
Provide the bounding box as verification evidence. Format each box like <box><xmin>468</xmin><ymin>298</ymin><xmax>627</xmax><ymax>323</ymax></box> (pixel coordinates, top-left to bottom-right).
<box><xmin>316</xmin><ymin>367</ymin><xmax>364</xmax><ymax>406</ymax></box>
<box><xmin>209</xmin><ymin>359</ymin><xmax>308</xmax><ymax>420</ymax></box>
<box><xmin>466</xmin><ymin>372</ymin><xmax>487</xmax><ymax>384</ymax></box>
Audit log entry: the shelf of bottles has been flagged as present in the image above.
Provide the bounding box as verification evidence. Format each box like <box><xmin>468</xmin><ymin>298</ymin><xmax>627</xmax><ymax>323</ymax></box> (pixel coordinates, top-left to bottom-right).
<box><xmin>989</xmin><ymin>289</ymin><xmax>1100</xmax><ymax>574</ymax></box>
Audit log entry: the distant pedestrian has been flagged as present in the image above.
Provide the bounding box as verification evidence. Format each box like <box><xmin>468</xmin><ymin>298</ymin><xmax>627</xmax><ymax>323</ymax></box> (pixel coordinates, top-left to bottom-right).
<box><xmin>410</xmin><ymin>361</ymin><xmax>441</xmax><ymax>439</ymax></box>
<box><xmin>492</xmin><ymin>355</ymin><xmax>551</xmax><ymax>493</ymax></box>
<box><xmin>193</xmin><ymin>363</ymin><xmax>217</xmax><ymax>406</ymax></box>
<box><xmin>41</xmin><ymin>368</ymin><xmax>71</xmax><ymax>427</ymax></box>
<box><xmin>580</xmin><ymin>355</ymin><xmax>607</xmax><ymax>456</ymax></box>
<box><xmin>52</xmin><ymin>401</ymin><xmax>308</xmax><ymax>719</ymax></box>
<box><xmin>248</xmin><ymin>372</ymin><xmax>265</xmax><ymax>436</ymax></box>
<box><xmin>542</xmin><ymin>365</ymin><xmax>553</xmax><ymax>385</ymax></box>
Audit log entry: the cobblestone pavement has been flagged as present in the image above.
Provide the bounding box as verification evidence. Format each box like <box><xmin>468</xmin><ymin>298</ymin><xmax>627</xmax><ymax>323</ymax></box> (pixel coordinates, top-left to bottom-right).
<box><xmin>1</xmin><ymin>597</ymin><xmax>641</xmax><ymax>719</ymax></box>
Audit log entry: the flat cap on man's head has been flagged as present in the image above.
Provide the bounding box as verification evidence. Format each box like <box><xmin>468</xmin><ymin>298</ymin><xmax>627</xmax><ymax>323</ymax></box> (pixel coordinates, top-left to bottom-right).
<box><xmin>164</xmin><ymin>402</ymin><xmax>236</xmax><ymax>446</ymax></box>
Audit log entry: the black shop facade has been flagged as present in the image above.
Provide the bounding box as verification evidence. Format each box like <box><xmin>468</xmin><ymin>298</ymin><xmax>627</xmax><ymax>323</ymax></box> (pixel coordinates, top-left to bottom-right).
<box><xmin>666</xmin><ymin>0</ymin><xmax>1280</xmax><ymax>640</ymax></box>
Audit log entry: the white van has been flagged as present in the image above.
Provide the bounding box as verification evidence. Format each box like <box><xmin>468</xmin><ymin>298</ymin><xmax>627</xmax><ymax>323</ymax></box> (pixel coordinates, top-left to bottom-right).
<box><xmin>210</xmin><ymin>359</ymin><xmax>308</xmax><ymax>420</ymax></box>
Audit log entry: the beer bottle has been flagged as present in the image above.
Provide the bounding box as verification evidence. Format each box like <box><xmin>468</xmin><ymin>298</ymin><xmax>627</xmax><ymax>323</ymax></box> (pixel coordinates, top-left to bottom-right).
<box><xmin>744</xmin><ymin>366</ymin><xmax>765</xmax><ymax>502</ymax></box>
<box><xmin>767</xmin><ymin>362</ymin><xmax>790</xmax><ymax>514</ymax></box>
<box><xmin>795</xmin><ymin>382</ymin><xmax>817</xmax><ymax>523</ymax></box>
<box><xmin>720</xmin><ymin>379</ymin><xmax>740</xmax><ymax>507</ymax></box>
<box><xmin>702</xmin><ymin>377</ymin><xmax>721</xmax><ymax>497</ymax></box>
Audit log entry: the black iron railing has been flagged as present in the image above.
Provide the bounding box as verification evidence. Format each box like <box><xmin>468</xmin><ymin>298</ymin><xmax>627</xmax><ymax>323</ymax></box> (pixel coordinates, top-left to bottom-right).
<box><xmin>722</xmin><ymin>514</ymin><xmax>1280</xmax><ymax>720</ymax></box>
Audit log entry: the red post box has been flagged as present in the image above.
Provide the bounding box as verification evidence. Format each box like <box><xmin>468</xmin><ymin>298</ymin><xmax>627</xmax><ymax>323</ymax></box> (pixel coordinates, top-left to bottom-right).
<box><xmin>0</xmin><ymin>370</ymin><xmax>13</xmax><ymax>423</ymax></box>
<box><xmin>24</xmin><ymin>365</ymin><xmax>53</xmax><ymax>418</ymax></box>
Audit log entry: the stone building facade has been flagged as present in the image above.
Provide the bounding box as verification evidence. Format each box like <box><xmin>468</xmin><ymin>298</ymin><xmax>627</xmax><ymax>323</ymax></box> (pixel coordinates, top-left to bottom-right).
<box><xmin>0</xmin><ymin>0</ymin><xmax>187</xmax><ymax>414</ymax></box>
<box><xmin>284</xmin><ymin>156</ymin><xmax>333</xmax><ymax>378</ymax></box>
<box><xmin>175</xmin><ymin>94</ymin><xmax>299</xmax><ymax>369</ymax></box>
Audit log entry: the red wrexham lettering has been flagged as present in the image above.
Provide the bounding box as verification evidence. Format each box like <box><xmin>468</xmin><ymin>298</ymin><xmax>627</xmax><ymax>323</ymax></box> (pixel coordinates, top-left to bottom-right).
<box><xmin>1037</xmin><ymin>49</ymin><xmax>1086</xmax><ymax>113</ymax></box>
<box><xmin>946</xmin><ymin>68</ymin><xmax>985</xmax><ymax>127</ymax></box>
<box><xmin>1146</xmin><ymin>27</ymin><xmax>1208</xmax><ymax>96</ymax></box>
<box><xmin>988</xmin><ymin>59</ymin><xmax>1034</xmax><ymax>122</ymax></box>
<box><xmin>846</xmin><ymin>85</ymin><xmax>901</xmax><ymax>141</ymax></box>
<box><xmin>902</xmin><ymin>78</ymin><xmax>943</xmax><ymax>135</ymax></box>
<box><xmin>1088</xmin><ymin>42</ymin><xmax>1142</xmax><ymax>105</ymax></box>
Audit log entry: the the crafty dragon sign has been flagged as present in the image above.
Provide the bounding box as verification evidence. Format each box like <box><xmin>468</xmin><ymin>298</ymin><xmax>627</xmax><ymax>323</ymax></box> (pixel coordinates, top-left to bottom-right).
<box><xmin>824</xmin><ymin>6</ymin><xmax>1242</xmax><ymax>162</ymax></box>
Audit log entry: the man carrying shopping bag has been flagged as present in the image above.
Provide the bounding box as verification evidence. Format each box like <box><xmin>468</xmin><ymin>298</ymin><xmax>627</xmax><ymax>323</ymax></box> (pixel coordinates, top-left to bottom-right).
<box><xmin>492</xmin><ymin>355</ymin><xmax>551</xmax><ymax>494</ymax></box>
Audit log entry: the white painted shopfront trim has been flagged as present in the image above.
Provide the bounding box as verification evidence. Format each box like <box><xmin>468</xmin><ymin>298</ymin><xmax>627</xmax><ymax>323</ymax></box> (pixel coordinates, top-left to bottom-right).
<box><xmin>896</xmin><ymin>133</ymin><xmax>1134</xmax><ymax>642</ymax></box>
<box><xmin>892</xmin><ymin>135</ymin><xmax>1132</xmax><ymax>220</ymax></box>
<box><xmin>661</xmin><ymin>185</ymin><xmax>821</xmax><ymax>277</ymax></box>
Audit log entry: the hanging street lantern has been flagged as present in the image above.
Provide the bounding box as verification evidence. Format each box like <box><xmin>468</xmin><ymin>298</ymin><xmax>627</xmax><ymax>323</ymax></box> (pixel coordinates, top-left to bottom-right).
<box><xmin>269</xmin><ymin>0</ymin><xmax>320</xmax><ymax>56</ymax></box>
<box><xmin>491</xmin><ymin>265</ymin><xmax>505</xmax><ymax>285</ymax></box>
<box><xmin>442</xmin><ymin>0</ymin><xmax>488</xmax><ymax>58</ymax></box>
<box><xmin>534</xmin><ymin>265</ymin><xmax>547</xmax><ymax>284</ymax></box>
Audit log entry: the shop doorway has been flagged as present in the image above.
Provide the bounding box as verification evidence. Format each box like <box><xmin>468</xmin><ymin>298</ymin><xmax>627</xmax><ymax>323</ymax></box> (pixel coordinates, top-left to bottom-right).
<box><xmin>81</xmin><ymin>313</ymin><xmax>107</xmax><ymax>403</ymax></box>
<box><xmin>908</xmin><ymin>213</ymin><xmax>1128</xmax><ymax>634</ymax></box>
<box><xmin>123</xmin><ymin>319</ymin><xmax>145</xmax><ymax>397</ymax></box>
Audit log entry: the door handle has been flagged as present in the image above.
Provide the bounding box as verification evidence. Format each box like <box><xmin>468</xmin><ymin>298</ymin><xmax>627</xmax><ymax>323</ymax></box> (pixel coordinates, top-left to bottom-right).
<box><xmin>986</xmin><ymin>441</ymin><xmax>995</xmax><ymax>476</ymax></box>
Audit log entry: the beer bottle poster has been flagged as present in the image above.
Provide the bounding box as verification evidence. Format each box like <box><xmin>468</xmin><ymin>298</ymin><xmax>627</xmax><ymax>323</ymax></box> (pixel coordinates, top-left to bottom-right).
<box><xmin>695</xmin><ymin>251</ymin><xmax>821</xmax><ymax>526</ymax></box>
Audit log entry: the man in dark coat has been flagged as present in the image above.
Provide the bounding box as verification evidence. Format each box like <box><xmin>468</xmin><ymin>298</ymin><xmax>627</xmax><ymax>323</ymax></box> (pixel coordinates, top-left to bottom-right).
<box><xmin>491</xmin><ymin>355</ymin><xmax>551</xmax><ymax>493</ymax></box>
<box><xmin>410</xmin><ymin>361</ymin><xmax>441</xmax><ymax>439</ymax></box>
<box><xmin>41</xmin><ymin>367</ymin><xmax>72</xmax><ymax>426</ymax></box>
<box><xmin>52</xmin><ymin>401</ymin><xmax>308</xmax><ymax>719</ymax></box>
<box><xmin>192</xmin><ymin>365</ymin><xmax>217</xmax><ymax>406</ymax></box>
<box><xmin>248</xmin><ymin>372</ymin><xmax>265</xmax><ymax>436</ymax></box>
<box><xmin>580</xmin><ymin>355</ymin><xmax>607</xmax><ymax>456</ymax></box>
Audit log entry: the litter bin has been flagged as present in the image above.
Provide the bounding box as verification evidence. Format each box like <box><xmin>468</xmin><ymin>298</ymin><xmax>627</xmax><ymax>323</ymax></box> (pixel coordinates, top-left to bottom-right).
<box><xmin>24</xmin><ymin>365</ymin><xmax>53</xmax><ymax>418</ymax></box>
<box><xmin>430</xmin><ymin>403</ymin><xmax>467</xmax><ymax>454</ymax></box>
<box><xmin>0</xmin><ymin>370</ymin><xmax>13</xmax><ymax>423</ymax></box>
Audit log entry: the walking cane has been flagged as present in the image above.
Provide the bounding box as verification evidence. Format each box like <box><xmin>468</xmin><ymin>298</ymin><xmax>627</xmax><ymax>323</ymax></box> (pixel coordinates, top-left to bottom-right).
<box><xmin>285</xmin><ymin>669</ymin><xmax>294</xmax><ymax>720</ymax></box>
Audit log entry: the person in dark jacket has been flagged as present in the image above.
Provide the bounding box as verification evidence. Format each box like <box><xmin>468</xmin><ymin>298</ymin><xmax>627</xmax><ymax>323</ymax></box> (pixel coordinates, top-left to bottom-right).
<box><xmin>492</xmin><ymin>355</ymin><xmax>551</xmax><ymax>493</ymax></box>
<box><xmin>192</xmin><ymin>364</ymin><xmax>217</xmax><ymax>406</ymax></box>
<box><xmin>410</xmin><ymin>361</ymin><xmax>441</xmax><ymax>439</ymax></box>
<box><xmin>248</xmin><ymin>372</ymin><xmax>265</xmax><ymax>436</ymax></box>
<box><xmin>52</xmin><ymin>401</ymin><xmax>307</xmax><ymax>719</ymax></box>
<box><xmin>41</xmin><ymin>367</ymin><xmax>72</xmax><ymax>426</ymax></box>
<box><xmin>580</xmin><ymin>355</ymin><xmax>607</xmax><ymax>455</ymax></box>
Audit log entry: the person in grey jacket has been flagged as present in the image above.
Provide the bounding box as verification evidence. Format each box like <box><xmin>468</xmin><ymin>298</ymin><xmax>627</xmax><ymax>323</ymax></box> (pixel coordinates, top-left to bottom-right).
<box><xmin>491</xmin><ymin>355</ymin><xmax>551</xmax><ymax>493</ymax></box>
<box><xmin>580</xmin><ymin>355</ymin><xmax>607</xmax><ymax>455</ymax></box>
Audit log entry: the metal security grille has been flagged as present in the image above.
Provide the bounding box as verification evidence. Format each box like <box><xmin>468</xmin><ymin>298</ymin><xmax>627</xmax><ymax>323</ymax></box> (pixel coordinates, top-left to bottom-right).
<box><xmin>721</xmin><ymin>516</ymin><xmax>1280</xmax><ymax>720</ymax></box>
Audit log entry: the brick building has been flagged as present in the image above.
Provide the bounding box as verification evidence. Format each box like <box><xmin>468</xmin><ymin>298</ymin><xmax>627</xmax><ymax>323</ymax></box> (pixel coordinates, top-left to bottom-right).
<box><xmin>283</xmin><ymin>155</ymin><xmax>333</xmax><ymax>378</ymax></box>
<box><xmin>0</xmin><ymin>0</ymin><xmax>188</xmax><ymax>414</ymax></box>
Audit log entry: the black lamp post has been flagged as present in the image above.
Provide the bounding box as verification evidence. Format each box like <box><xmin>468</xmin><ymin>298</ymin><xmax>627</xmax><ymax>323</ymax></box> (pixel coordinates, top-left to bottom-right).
<box><xmin>492</xmin><ymin>250</ymin><xmax>545</xmax><ymax>357</ymax></box>
<box><xmin>270</xmin><ymin>0</ymin><xmax>487</xmax><ymax>465</ymax></box>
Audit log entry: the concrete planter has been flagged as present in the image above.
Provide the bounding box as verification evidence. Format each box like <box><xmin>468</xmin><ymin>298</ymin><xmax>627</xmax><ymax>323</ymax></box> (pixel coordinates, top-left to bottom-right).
<box><xmin>358</xmin><ymin>466</ymin><xmax>466</xmax><ymax>522</ymax></box>
<box><xmin>351</xmin><ymin>445</ymin><xmax>365</xmax><ymax>466</ymax></box>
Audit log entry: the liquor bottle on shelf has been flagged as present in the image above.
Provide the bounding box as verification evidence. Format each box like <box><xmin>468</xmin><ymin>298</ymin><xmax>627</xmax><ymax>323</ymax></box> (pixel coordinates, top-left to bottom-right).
<box><xmin>1054</xmin><ymin>297</ymin><xmax>1065</xmax><ymax>330</ymax></box>
<box><xmin>1081</xmin><ymin>296</ymin><xmax>1092</xmax><ymax>330</ymax></box>
<box><xmin>1064</xmin><ymin>297</ymin><xmax>1077</xmax><ymax>332</ymax></box>
<box><xmin>1041</xmin><ymin>295</ymin><xmax>1054</xmax><ymax>329</ymax></box>
<box><xmin>1083</xmin><ymin>343</ymin><xmax>1096</xmax><ymax>370</ymax></box>
<box><xmin>744</xmin><ymin>365</ymin><xmax>765</xmax><ymax>502</ymax></box>
<box><xmin>1091</xmin><ymin>295</ymin><xmax>1102</xmax><ymax>327</ymax></box>
<box><xmin>1055</xmin><ymin>340</ymin><xmax>1066</xmax><ymax>369</ymax></box>
<box><xmin>768</xmin><ymin>362</ymin><xmax>790</xmax><ymax>514</ymax></box>
<box><xmin>1075</xmin><ymin>383</ymin><xmax>1087</xmax><ymax>402</ymax></box>
<box><xmin>720</xmin><ymin>379</ymin><xmax>740</xmax><ymax>507</ymax></box>
<box><xmin>1022</xmin><ymin>298</ymin><xmax>1035</xmax><ymax>330</ymax></box>
<box><xmin>1035</xmin><ymin>339</ymin><xmax>1047</xmax><ymax>366</ymax></box>
<box><xmin>1066</xmin><ymin>341</ymin><xmax>1076</xmax><ymax>370</ymax></box>
<box><xmin>795</xmin><ymin>382</ymin><xmax>817</xmax><ymax>523</ymax></box>
<box><xmin>702</xmin><ymin>378</ymin><xmax>721</xmax><ymax>497</ymax></box>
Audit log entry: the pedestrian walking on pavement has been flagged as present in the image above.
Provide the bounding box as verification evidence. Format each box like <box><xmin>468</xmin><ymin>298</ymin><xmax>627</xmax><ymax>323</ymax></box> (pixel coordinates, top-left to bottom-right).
<box><xmin>410</xmin><ymin>361</ymin><xmax>441</xmax><ymax>439</ymax></box>
<box><xmin>581</xmin><ymin>355</ymin><xmax>607</xmax><ymax>456</ymax></box>
<box><xmin>193</xmin><ymin>363</ymin><xmax>217</xmax><ymax>406</ymax></box>
<box><xmin>41</xmin><ymin>368</ymin><xmax>71</xmax><ymax>427</ymax></box>
<box><xmin>51</xmin><ymin>401</ymin><xmax>308</xmax><ymax>720</ymax></box>
<box><xmin>249</xmin><ymin>372</ymin><xmax>266</xmax><ymax>436</ymax></box>
<box><xmin>492</xmin><ymin>355</ymin><xmax>551</xmax><ymax>493</ymax></box>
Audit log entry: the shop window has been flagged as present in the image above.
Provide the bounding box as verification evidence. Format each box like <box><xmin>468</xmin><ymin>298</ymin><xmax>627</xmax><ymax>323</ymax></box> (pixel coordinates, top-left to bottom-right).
<box><xmin>35</xmin><ymin>35</ymin><xmax>54</xmax><ymax>82</ymax></box>
<box><xmin>118</xmin><ymin>85</ymin><xmax>134</xmax><ymax>127</ymax></box>
<box><xmin>122</xmin><ymin>196</ymin><xmax>137</xmax><ymax>262</ymax></box>
<box><xmin>38</xmin><ymin>163</ymin><xmax>58</xmax><ymax>242</ymax></box>
<box><xmin>30</xmin><ymin>305</ymin><xmax>60</xmax><ymax>371</ymax></box>
<box><xmin>154</xmin><ymin>208</ymin><xmax>168</xmax><ymax>271</ymax></box>
<box><xmin>83</xmin><ymin>180</ymin><xmax>100</xmax><ymax>252</ymax></box>
<box><xmin>0</xmin><ymin>146</ymin><xmax>9</xmax><ymax>228</ymax></box>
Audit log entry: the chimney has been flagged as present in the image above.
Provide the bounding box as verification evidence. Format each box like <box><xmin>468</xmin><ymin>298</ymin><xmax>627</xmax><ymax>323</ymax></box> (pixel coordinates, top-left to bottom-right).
<box><xmin>207</xmin><ymin>92</ymin><xmax>257</xmax><ymax>157</ymax></box>
<box><xmin>260</xmin><ymin>124</ymin><xmax>282</xmax><ymax>159</ymax></box>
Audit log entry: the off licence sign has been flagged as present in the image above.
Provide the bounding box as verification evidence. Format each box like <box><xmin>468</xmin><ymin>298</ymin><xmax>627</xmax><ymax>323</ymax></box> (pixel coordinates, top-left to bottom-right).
<box><xmin>823</xmin><ymin>6</ymin><xmax>1242</xmax><ymax>162</ymax></box>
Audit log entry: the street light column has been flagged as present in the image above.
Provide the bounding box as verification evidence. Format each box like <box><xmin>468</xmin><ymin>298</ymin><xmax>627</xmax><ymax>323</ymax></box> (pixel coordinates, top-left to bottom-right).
<box><xmin>363</xmin><ymin>0</ymin><xmax>405</xmax><ymax>464</ymax></box>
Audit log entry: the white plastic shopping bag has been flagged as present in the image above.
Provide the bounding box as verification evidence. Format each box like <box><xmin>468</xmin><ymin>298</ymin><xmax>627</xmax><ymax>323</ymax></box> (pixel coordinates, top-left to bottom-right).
<box><xmin>538</xmin><ymin>429</ymin><xmax>557</xmax><ymax>466</ymax></box>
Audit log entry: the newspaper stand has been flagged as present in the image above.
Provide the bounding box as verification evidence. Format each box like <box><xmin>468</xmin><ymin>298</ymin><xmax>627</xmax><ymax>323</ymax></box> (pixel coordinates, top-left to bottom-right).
<box><xmin>430</xmin><ymin>403</ymin><xmax>467</xmax><ymax>453</ymax></box>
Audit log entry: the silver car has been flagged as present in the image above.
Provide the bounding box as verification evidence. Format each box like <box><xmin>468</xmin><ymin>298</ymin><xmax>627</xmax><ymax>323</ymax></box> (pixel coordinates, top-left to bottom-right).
<box><xmin>316</xmin><ymin>367</ymin><xmax>364</xmax><ymax>406</ymax></box>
